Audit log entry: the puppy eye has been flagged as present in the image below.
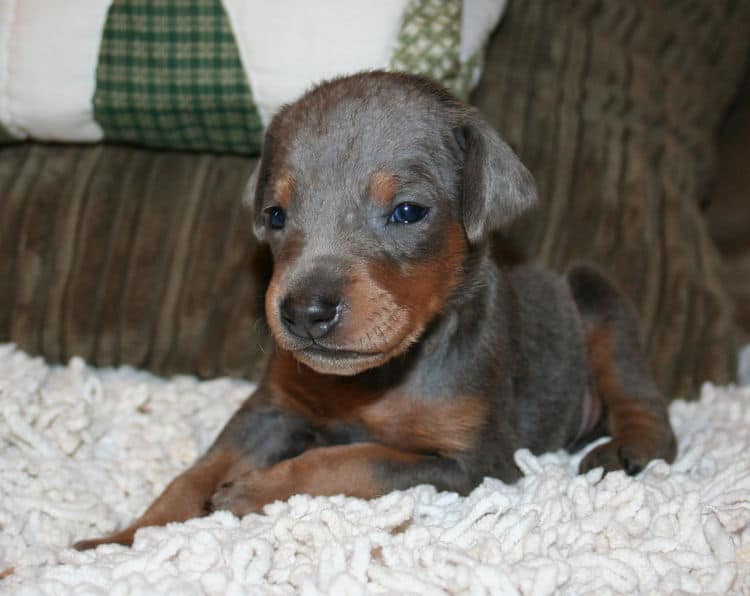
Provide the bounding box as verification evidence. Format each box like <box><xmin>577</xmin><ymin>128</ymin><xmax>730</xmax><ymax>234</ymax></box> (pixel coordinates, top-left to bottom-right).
<box><xmin>265</xmin><ymin>206</ymin><xmax>286</xmax><ymax>230</ymax></box>
<box><xmin>388</xmin><ymin>202</ymin><xmax>429</xmax><ymax>225</ymax></box>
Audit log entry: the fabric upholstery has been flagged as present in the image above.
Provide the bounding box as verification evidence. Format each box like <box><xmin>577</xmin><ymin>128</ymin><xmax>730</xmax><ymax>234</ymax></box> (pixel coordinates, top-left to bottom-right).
<box><xmin>0</xmin><ymin>144</ymin><xmax>269</xmax><ymax>379</ymax></box>
<box><xmin>1</xmin><ymin>0</ymin><xmax>749</xmax><ymax>397</ymax></box>
<box><xmin>474</xmin><ymin>0</ymin><xmax>750</xmax><ymax>396</ymax></box>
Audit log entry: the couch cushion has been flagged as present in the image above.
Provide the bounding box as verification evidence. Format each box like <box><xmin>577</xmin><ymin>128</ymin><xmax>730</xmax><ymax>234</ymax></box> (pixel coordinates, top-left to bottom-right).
<box><xmin>474</xmin><ymin>0</ymin><xmax>750</xmax><ymax>396</ymax></box>
<box><xmin>0</xmin><ymin>144</ymin><xmax>270</xmax><ymax>379</ymax></box>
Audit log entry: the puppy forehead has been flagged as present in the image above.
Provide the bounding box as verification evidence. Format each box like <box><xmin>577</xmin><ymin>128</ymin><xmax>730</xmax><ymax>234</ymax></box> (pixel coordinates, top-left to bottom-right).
<box><xmin>277</xmin><ymin>83</ymin><xmax>450</xmax><ymax>172</ymax></box>
<box><xmin>292</xmin><ymin>116</ymin><xmax>433</xmax><ymax>174</ymax></box>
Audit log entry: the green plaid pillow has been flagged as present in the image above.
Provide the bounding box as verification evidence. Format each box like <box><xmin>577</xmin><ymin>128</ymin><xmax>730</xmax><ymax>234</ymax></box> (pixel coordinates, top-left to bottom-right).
<box><xmin>390</xmin><ymin>0</ymin><xmax>485</xmax><ymax>101</ymax></box>
<box><xmin>94</xmin><ymin>0</ymin><xmax>263</xmax><ymax>154</ymax></box>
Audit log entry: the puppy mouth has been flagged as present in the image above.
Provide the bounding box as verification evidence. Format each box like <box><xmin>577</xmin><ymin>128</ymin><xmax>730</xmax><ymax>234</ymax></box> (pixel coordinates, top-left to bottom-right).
<box><xmin>282</xmin><ymin>339</ymin><xmax>392</xmax><ymax>375</ymax></box>
<box><xmin>303</xmin><ymin>343</ymin><xmax>379</xmax><ymax>360</ymax></box>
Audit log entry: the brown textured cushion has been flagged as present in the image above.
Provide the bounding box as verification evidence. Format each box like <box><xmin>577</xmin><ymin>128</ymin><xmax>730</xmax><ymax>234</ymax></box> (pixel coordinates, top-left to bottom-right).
<box><xmin>475</xmin><ymin>0</ymin><xmax>750</xmax><ymax>396</ymax></box>
<box><xmin>0</xmin><ymin>145</ymin><xmax>269</xmax><ymax>380</ymax></box>
<box><xmin>1</xmin><ymin>0</ymin><xmax>749</xmax><ymax>396</ymax></box>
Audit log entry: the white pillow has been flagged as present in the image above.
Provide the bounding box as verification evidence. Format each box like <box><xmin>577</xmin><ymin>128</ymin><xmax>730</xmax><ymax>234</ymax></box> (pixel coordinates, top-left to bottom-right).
<box><xmin>0</xmin><ymin>0</ymin><xmax>506</xmax><ymax>153</ymax></box>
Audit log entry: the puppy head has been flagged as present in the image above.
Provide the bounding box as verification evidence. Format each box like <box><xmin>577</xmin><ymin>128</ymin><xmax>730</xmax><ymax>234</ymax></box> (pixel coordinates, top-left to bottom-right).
<box><xmin>244</xmin><ymin>71</ymin><xmax>537</xmax><ymax>375</ymax></box>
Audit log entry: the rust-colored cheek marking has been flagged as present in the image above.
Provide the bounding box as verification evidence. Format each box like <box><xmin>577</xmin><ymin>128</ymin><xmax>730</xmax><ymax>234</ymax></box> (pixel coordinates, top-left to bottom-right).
<box><xmin>317</xmin><ymin>223</ymin><xmax>467</xmax><ymax>359</ymax></box>
<box><xmin>340</xmin><ymin>268</ymin><xmax>409</xmax><ymax>355</ymax></box>
<box><xmin>273</xmin><ymin>172</ymin><xmax>295</xmax><ymax>210</ymax></box>
<box><xmin>368</xmin><ymin>169</ymin><xmax>400</xmax><ymax>208</ymax></box>
<box><xmin>586</xmin><ymin>325</ymin><xmax>663</xmax><ymax>448</ymax></box>
<box><xmin>368</xmin><ymin>223</ymin><xmax>468</xmax><ymax>337</ymax></box>
<box><xmin>265</xmin><ymin>235</ymin><xmax>303</xmax><ymax>343</ymax></box>
<box><xmin>321</xmin><ymin>222</ymin><xmax>467</xmax><ymax>358</ymax></box>
<box><xmin>361</xmin><ymin>393</ymin><xmax>487</xmax><ymax>456</ymax></box>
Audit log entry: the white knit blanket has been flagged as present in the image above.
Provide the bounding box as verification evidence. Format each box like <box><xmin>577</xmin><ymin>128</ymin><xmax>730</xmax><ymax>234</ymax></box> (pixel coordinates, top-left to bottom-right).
<box><xmin>1</xmin><ymin>343</ymin><xmax>749</xmax><ymax>595</ymax></box>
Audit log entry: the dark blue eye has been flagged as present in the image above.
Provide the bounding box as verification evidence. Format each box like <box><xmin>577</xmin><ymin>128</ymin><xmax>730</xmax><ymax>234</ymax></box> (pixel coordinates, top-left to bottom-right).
<box><xmin>267</xmin><ymin>206</ymin><xmax>286</xmax><ymax>230</ymax></box>
<box><xmin>388</xmin><ymin>202</ymin><xmax>428</xmax><ymax>224</ymax></box>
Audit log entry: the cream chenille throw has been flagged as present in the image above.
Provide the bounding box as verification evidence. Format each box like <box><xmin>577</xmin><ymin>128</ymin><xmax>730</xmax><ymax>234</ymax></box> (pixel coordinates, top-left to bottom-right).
<box><xmin>1</xmin><ymin>343</ymin><xmax>749</xmax><ymax>594</ymax></box>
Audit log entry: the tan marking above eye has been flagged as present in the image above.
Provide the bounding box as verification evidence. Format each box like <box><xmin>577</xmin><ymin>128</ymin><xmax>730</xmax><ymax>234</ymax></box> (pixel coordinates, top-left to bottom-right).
<box><xmin>369</xmin><ymin>170</ymin><xmax>400</xmax><ymax>208</ymax></box>
<box><xmin>274</xmin><ymin>173</ymin><xmax>295</xmax><ymax>210</ymax></box>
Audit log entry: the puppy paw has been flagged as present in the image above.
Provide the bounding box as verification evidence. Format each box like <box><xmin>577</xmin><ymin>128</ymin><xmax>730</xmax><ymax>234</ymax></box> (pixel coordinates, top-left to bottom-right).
<box><xmin>210</xmin><ymin>475</ymin><xmax>261</xmax><ymax>518</ymax></box>
<box><xmin>579</xmin><ymin>440</ymin><xmax>652</xmax><ymax>476</ymax></box>
<box><xmin>72</xmin><ymin>537</ymin><xmax>109</xmax><ymax>551</ymax></box>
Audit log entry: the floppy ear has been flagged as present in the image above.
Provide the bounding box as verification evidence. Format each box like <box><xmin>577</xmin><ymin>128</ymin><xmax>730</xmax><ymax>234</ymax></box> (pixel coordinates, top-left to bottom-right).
<box><xmin>457</xmin><ymin>111</ymin><xmax>538</xmax><ymax>244</ymax></box>
<box><xmin>242</xmin><ymin>132</ymin><xmax>274</xmax><ymax>242</ymax></box>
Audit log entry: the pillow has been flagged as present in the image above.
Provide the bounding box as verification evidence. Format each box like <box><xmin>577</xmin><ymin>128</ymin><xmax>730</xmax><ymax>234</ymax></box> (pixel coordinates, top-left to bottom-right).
<box><xmin>0</xmin><ymin>0</ymin><xmax>506</xmax><ymax>154</ymax></box>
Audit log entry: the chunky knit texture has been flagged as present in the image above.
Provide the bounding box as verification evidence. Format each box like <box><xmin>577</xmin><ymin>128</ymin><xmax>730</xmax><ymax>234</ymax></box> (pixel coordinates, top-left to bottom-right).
<box><xmin>1</xmin><ymin>344</ymin><xmax>749</xmax><ymax>594</ymax></box>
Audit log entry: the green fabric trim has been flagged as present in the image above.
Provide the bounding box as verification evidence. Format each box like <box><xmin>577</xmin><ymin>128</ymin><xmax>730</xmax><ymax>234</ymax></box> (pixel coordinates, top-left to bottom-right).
<box><xmin>389</xmin><ymin>0</ymin><xmax>478</xmax><ymax>100</ymax></box>
<box><xmin>94</xmin><ymin>0</ymin><xmax>263</xmax><ymax>155</ymax></box>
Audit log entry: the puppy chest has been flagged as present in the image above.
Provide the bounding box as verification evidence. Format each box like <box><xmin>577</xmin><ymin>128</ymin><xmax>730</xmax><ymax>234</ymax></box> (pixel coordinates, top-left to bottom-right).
<box><xmin>355</xmin><ymin>393</ymin><xmax>488</xmax><ymax>456</ymax></box>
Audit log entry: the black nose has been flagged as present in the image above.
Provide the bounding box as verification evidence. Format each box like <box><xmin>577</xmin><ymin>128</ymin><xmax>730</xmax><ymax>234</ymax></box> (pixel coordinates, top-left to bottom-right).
<box><xmin>280</xmin><ymin>294</ymin><xmax>342</xmax><ymax>339</ymax></box>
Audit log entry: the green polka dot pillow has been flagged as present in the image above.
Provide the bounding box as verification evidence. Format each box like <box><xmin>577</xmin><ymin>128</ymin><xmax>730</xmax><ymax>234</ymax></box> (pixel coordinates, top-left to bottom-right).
<box><xmin>0</xmin><ymin>0</ymin><xmax>506</xmax><ymax>155</ymax></box>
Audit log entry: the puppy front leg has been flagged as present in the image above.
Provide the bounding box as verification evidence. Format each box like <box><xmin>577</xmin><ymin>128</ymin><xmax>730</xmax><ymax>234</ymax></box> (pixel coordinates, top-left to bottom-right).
<box><xmin>74</xmin><ymin>392</ymin><xmax>320</xmax><ymax>550</ymax></box>
<box><xmin>211</xmin><ymin>443</ymin><xmax>473</xmax><ymax>517</ymax></box>
<box><xmin>73</xmin><ymin>448</ymin><xmax>239</xmax><ymax>550</ymax></box>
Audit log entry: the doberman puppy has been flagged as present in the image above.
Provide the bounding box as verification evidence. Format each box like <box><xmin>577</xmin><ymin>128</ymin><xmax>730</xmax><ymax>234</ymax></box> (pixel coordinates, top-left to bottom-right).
<box><xmin>75</xmin><ymin>71</ymin><xmax>676</xmax><ymax>550</ymax></box>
